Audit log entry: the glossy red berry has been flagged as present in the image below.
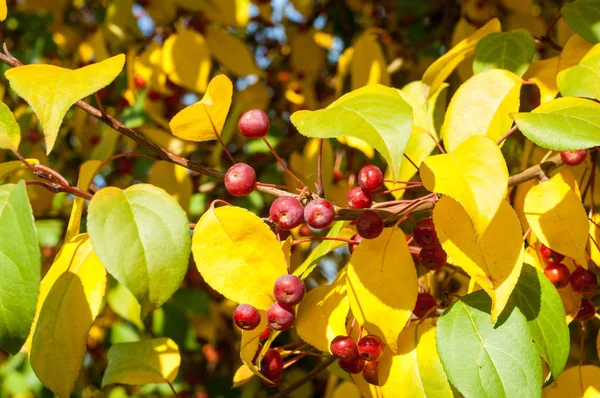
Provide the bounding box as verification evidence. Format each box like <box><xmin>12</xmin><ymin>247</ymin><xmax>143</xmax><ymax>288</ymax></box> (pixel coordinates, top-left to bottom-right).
<box><xmin>233</xmin><ymin>304</ymin><xmax>261</xmax><ymax>331</ymax></box>
<box><xmin>266</xmin><ymin>302</ymin><xmax>295</xmax><ymax>331</ymax></box>
<box><xmin>560</xmin><ymin>149</ymin><xmax>587</xmax><ymax>166</ymax></box>
<box><xmin>224</xmin><ymin>163</ymin><xmax>256</xmax><ymax>197</ymax></box>
<box><xmin>134</xmin><ymin>76</ymin><xmax>147</xmax><ymax>89</ymax></box>
<box><xmin>274</xmin><ymin>274</ymin><xmax>305</xmax><ymax>306</ymax></box>
<box><xmin>362</xmin><ymin>361</ymin><xmax>379</xmax><ymax>386</ymax></box>
<box><xmin>358</xmin><ymin>165</ymin><xmax>383</xmax><ymax>192</ymax></box>
<box><xmin>347</xmin><ymin>187</ymin><xmax>372</xmax><ymax>209</ymax></box>
<box><xmin>348</xmin><ymin>234</ymin><xmax>363</xmax><ymax>253</ymax></box>
<box><xmin>356</xmin><ymin>211</ymin><xmax>384</xmax><ymax>239</ymax></box>
<box><xmin>570</xmin><ymin>268</ymin><xmax>598</xmax><ymax>294</ymax></box>
<box><xmin>413</xmin><ymin>218</ymin><xmax>439</xmax><ymax>248</ymax></box>
<box><xmin>304</xmin><ymin>199</ymin><xmax>335</xmax><ymax>229</ymax></box>
<box><xmin>576</xmin><ymin>298</ymin><xmax>596</xmax><ymax>322</ymax></box>
<box><xmin>357</xmin><ymin>335</ymin><xmax>384</xmax><ymax>362</ymax></box>
<box><xmin>413</xmin><ymin>292</ymin><xmax>437</xmax><ymax>318</ymax></box>
<box><xmin>238</xmin><ymin>109</ymin><xmax>270</xmax><ymax>138</ymax></box>
<box><xmin>259</xmin><ymin>327</ymin><xmax>271</xmax><ymax>341</ymax></box>
<box><xmin>260</xmin><ymin>349</ymin><xmax>284</xmax><ymax>386</ymax></box>
<box><xmin>419</xmin><ymin>245</ymin><xmax>447</xmax><ymax>271</ymax></box>
<box><xmin>330</xmin><ymin>335</ymin><xmax>358</xmax><ymax>360</ymax></box>
<box><xmin>544</xmin><ymin>263</ymin><xmax>571</xmax><ymax>289</ymax></box>
<box><xmin>540</xmin><ymin>244</ymin><xmax>565</xmax><ymax>265</ymax></box>
<box><xmin>338</xmin><ymin>356</ymin><xmax>365</xmax><ymax>374</ymax></box>
<box><xmin>270</xmin><ymin>197</ymin><xmax>304</xmax><ymax>230</ymax></box>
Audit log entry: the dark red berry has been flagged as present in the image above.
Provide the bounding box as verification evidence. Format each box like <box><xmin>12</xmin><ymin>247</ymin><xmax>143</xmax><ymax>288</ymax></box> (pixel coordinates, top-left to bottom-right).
<box><xmin>260</xmin><ymin>349</ymin><xmax>284</xmax><ymax>386</ymax></box>
<box><xmin>304</xmin><ymin>199</ymin><xmax>335</xmax><ymax>229</ymax></box>
<box><xmin>338</xmin><ymin>356</ymin><xmax>365</xmax><ymax>374</ymax></box>
<box><xmin>540</xmin><ymin>244</ymin><xmax>565</xmax><ymax>265</ymax></box>
<box><xmin>266</xmin><ymin>302</ymin><xmax>295</xmax><ymax>331</ymax></box>
<box><xmin>299</xmin><ymin>224</ymin><xmax>312</xmax><ymax>236</ymax></box>
<box><xmin>348</xmin><ymin>234</ymin><xmax>363</xmax><ymax>253</ymax></box>
<box><xmin>134</xmin><ymin>76</ymin><xmax>147</xmax><ymax>89</ymax></box>
<box><xmin>238</xmin><ymin>109</ymin><xmax>270</xmax><ymax>138</ymax></box>
<box><xmin>147</xmin><ymin>89</ymin><xmax>161</xmax><ymax>101</ymax></box>
<box><xmin>333</xmin><ymin>169</ymin><xmax>343</xmax><ymax>183</ymax></box>
<box><xmin>357</xmin><ymin>335</ymin><xmax>384</xmax><ymax>362</ymax></box>
<box><xmin>330</xmin><ymin>335</ymin><xmax>358</xmax><ymax>360</ymax></box>
<box><xmin>570</xmin><ymin>268</ymin><xmax>598</xmax><ymax>294</ymax></box>
<box><xmin>358</xmin><ymin>165</ymin><xmax>383</xmax><ymax>192</ymax></box>
<box><xmin>413</xmin><ymin>292</ymin><xmax>437</xmax><ymax>318</ymax></box>
<box><xmin>117</xmin><ymin>158</ymin><xmax>133</xmax><ymax>175</ymax></box>
<box><xmin>544</xmin><ymin>263</ymin><xmax>571</xmax><ymax>289</ymax></box>
<box><xmin>233</xmin><ymin>304</ymin><xmax>261</xmax><ymax>331</ymax></box>
<box><xmin>27</xmin><ymin>129</ymin><xmax>42</xmax><ymax>143</ymax></box>
<box><xmin>576</xmin><ymin>298</ymin><xmax>596</xmax><ymax>322</ymax></box>
<box><xmin>356</xmin><ymin>210</ymin><xmax>384</xmax><ymax>239</ymax></box>
<box><xmin>89</xmin><ymin>135</ymin><xmax>101</xmax><ymax>147</ymax></box>
<box><xmin>269</xmin><ymin>197</ymin><xmax>304</xmax><ymax>230</ymax></box>
<box><xmin>347</xmin><ymin>187</ymin><xmax>372</xmax><ymax>209</ymax></box>
<box><xmin>413</xmin><ymin>218</ymin><xmax>439</xmax><ymax>248</ymax></box>
<box><xmin>274</xmin><ymin>274</ymin><xmax>305</xmax><ymax>306</ymax></box>
<box><xmin>561</xmin><ymin>149</ymin><xmax>587</xmax><ymax>166</ymax></box>
<box><xmin>362</xmin><ymin>361</ymin><xmax>379</xmax><ymax>386</ymax></box>
<box><xmin>224</xmin><ymin>163</ymin><xmax>256</xmax><ymax>197</ymax></box>
<box><xmin>419</xmin><ymin>245</ymin><xmax>447</xmax><ymax>271</ymax></box>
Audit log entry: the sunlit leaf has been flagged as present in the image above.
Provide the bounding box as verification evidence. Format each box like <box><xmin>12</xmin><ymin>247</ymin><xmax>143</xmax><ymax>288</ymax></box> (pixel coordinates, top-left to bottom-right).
<box><xmin>0</xmin><ymin>159</ymin><xmax>39</xmax><ymax>180</ymax></box>
<box><xmin>350</xmin><ymin>32</ymin><xmax>390</xmax><ymax>90</ymax></box>
<box><xmin>66</xmin><ymin>161</ymin><xmax>100</xmax><ymax>240</ymax></box>
<box><xmin>557</xmin><ymin>43</ymin><xmax>600</xmax><ymax>100</ymax></box>
<box><xmin>148</xmin><ymin>161</ymin><xmax>192</xmax><ymax>212</ymax></box>
<box><xmin>561</xmin><ymin>0</ymin><xmax>600</xmax><ymax>44</ymax></box>
<box><xmin>523</xmin><ymin>57</ymin><xmax>560</xmax><ymax>104</ymax></box>
<box><xmin>0</xmin><ymin>1</ymin><xmax>6</xmax><ymax>21</ymax></box>
<box><xmin>162</xmin><ymin>28</ymin><xmax>211</xmax><ymax>93</ymax></box>
<box><xmin>291</xmin><ymin>31</ymin><xmax>326</xmax><ymax>79</ymax></box>
<box><xmin>473</xmin><ymin>30</ymin><xmax>535</xmax><ymax>77</ymax></box>
<box><xmin>543</xmin><ymin>366</ymin><xmax>600</xmax><ymax>397</ymax></box>
<box><xmin>0</xmin><ymin>101</ymin><xmax>20</xmax><ymax>151</ymax></box>
<box><xmin>205</xmin><ymin>25</ymin><xmax>262</xmax><ymax>77</ymax></box>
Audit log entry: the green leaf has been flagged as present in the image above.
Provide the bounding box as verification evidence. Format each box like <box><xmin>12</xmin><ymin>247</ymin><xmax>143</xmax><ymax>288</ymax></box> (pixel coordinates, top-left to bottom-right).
<box><xmin>557</xmin><ymin>44</ymin><xmax>600</xmax><ymax>100</ymax></box>
<box><xmin>0</xmin><ymin>181</ymin><xmax>40</xmax><ymax>354</ymax></box>
<box><xmin>436</xmin><ymin>290</ymin><xmax>542</xmax><ymax>398</ymax></box>
<box><xmin>290</xmin><ymin>84</ymin><xmax>413</xmax><ymax>180</ymax></box>
<box><xmin>0</xmin><ymin>101</ymin><xmax>20</xmax><ymax>151</ymax></box>
<box><xmin>87</xmin><ymin>184</ymin><xmax>191</xmax><ymax>317</ymax></box>
<box><xmin>561</xmin><ymin>0</ymin><xmax>600</xmax><ymax>44</ymax></box>
<box><xmin>511</xmin><ymin>97</ymin><xmax>600</xmax><ymax>150</ymax></box>
<box><xmin>505</xmin><ymin>263</ymin><xmax>569</xmax><ymax>380</ymax></box>
<box><xmin>473</xmin><ymin>30</ymin><xmax>536</xmax><ymax>77</ymax></box>
<box><xmin>293</xmin><ymin>221</ymin><xmax>349</xmax><ymax>279</ymax></box>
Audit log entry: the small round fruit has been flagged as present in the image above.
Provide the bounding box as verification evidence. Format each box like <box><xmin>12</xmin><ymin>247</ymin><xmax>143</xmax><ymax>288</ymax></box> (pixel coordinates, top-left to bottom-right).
<box><xmin>358</xmin><ymin>165</ymin><xmax>383</xmax><ymax>192</ymax></box>
<box><xmin>348</xmin><ymin>234</ymin><xmax>363</xmax><ymax>253</ymax></box>
<box><xmin>419</xmin><ymin>245</ymin><xmax>447</xmax><ymax>271</ymax></box>
<box><xmin>266</xmin><ymin>302</ymin><xmax>295</xmax><ymax>331</ymax></box>
<box><xmin>134</xmin><ymin>76</ymin><xmax>147</xmax><ymax>89</ymax></box>
<box><xmin>413</xmin><ymin>292</ymin><xmax>437</xmax><ymax>318</ymax></box>
<box><xmin>270</xmin><ymin>197</ymin><xmax>304</xmax><ymax>230</ymax></box>
<box><xmin>260</xmin><ymin>349</ymin><xmax>284</xmax><ymax>386</ymax></box>
<box><xmin>304</xmin><ymin>199</ymin><xmax>335</xmax><ymax>229</ymax></box>
<box><xmin>362</xmin><ymin>361</ymin><xmax>379</xmax><ymax>386</ymax></box>
<box><xmin>561</xmin><ymin>149</ymin><xmax>587</xmax><ymax>166</ymax></box>
<box><xmin>540</xmin><ymin>244</ymin><xmax>565</xmax><ymax>265</ymax></box>
<box><xmin>544</xmin><ymin>263</ymin><xmax>571</xmax><ymax>289</ymax></box>
<box><xmin>330</xmin><ymin>335</ymin><xmax>358</xmax><ymax>360</ymax></box>
<box><xmin>338</xmin><ymin>356</ymin><xmax>365</xmax><ymax>374</ymax></box>
<box><xmin>356</xmin><ymin>211</ymin><xmax>384</xmax><ymax>239</ymax></box>
<box><xmin>413</xmin><ymin>218</ymin><xmax>439</xmax><ymax>248</ymax></box>
<box><xmin>274</xmin><ymin>274</ymin><xmax>305</xmax><ymax>306</ymax></box>
<box><xmin>570</xmin><ymin>268</ymin><xmax>598</xmax><ymax>294</ymax></box>
<box><xmin>238</xmin><ymin>109</ymin><xmax>270</xmax><ymax>139</ymax></box>
<box><xmin>224</xmin><ymin>163</ymin><xmax>256</xmax><ymax>197</ymax></box>
<box><xmin>357</xmin><ymin>335</ymin><xmax>384</xmax><ymax>362</ymax></box>
<box><xmin>233</xmin><ymin>304</ymin><xmax>261</xmax><ymax>331</ymax></box>
<box><xmin>576</xmin><ymin>298</ymin><xmax>596</xmax><ymax>322</ymax></box>
<box><xmin>347</xmin><ymin>187</ymin><xmax>372</xmax><ymax>209</ymax></box>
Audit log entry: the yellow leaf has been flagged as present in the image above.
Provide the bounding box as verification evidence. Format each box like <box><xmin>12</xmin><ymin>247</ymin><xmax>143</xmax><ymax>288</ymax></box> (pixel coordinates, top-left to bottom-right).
<box><xmin>66</xmin><ymin>161</ymin><xmax>101</xmax><ymax>240</ymax></box>
<box><xmin>543</xmin><ymin>366</ymin><xmax>600</xmax><ymax>397</ymax></box>
<box><xmin>101</xmin><ymin>338</ymin><xmax>180</xmax><ymax>387</ymax></box>
<box><xmin>192</xmin><ymin>206</ymin><xmax>287</xmax><ymax>310</ymax></box>
<box><xmin>0</xmin><ymin>159</ymin><xmax>39</xmax><ymax>181</ymax></box>
<box><xmin>590</xmin><ymin>213</ymin><xmax>600</xmax><ymax>267</ymax></box>
<box><xmin>232</xmin><ymin>364</ymin><xmax>255</xmax><ymax>388</ymax></box>
<box><xmin>0</xmin><ymin>0</ymin><xmax>6</xmax><ymax>21</ymax></box>
<box><xmin>346</xmin><ymin>227</ymin><xmax>418</xmax><ymax>353</ymax></box>
<box><xmin>202</xmin><ymin>0</ymin><xmax>250</xmax><ymax>28</ymax></box>
<box><xmin>162</xmin><ymin>28</ymin><xmax>211</xmax><ymax>93</ymax></box>
<box><xmin>332</xmin><ymin>381</ymin><xmax>362</xmax><ymax>398</ymax></box>
<box><xmin>291</xmin><ymin>31</ymin><xmax>326</xmax><ymax>79</ymax></box>
<box><xmin>296</xmin><ymin>270</ymin><xmax>349</xmax><ymax>352</ymax></box>
<box><xmin>139</xmin><ymin>125</ymin><xmax>196</xmax><ymax>156</ymax></box>
<box><xmin>4</xmin><ymin>54</ymin><xmax>125</xmax><ymax>154</ymax></box>
<box><xmin>441</xmin><ymin>69</ymin><xmax>522</xmax><ymax>152</ymax></box>
<box><xmin>422</xmin><ymin>18</ymin><xmax>500</xmax><ymax>97</ymax></box>
<box><xmin>351</xmin><ymin>32</ymin><xmax>390</xmax><ymax>90</ymax></box>
<box><xmin>205</xmin><ymin>25</ymin><xmax>262</xmax><ymax>77</ymax></box>
<box><xmin>433</xmin><ymin>197</ymin><xmax>524</xmax><ymax>321</ymax></box>
<box><xmin>523</xmin><ymin>57</ymin><xmax>560</xmax><ymax>104</ymax></box>
<box><xmin>148</xmin><ymin>161</ymin><xmax>192</xmax><ymax>212</ymax></box>
<box><xmin>107</xmin><ymin>283</ymin><xmax>144</xmax><ymax>331</ymax></box>
<box><xmin>336</xmin><ymin>136</ymin><xmax>375</xmax><ymax>158</ymax></box>
<box><xmin>287</xmin><ymin>138</ymin><xmax>333</xmax><ymax>198</ymax></box>
<box><xmin>524</xmin><ymin>180</ymin><xmax>588</xmax><ymax>266</ymax></box>
<box><xmin>335</xmin><ymin>47</ymin><xmax>354</xmax><ymax>98</ymax></box>
<box><xmin>451</xmin><ymin>18</ymin><xmax>477</xmax><ymax>83</ymax></box>
<box><xmin>143</xmin><ymin>0</ymin><xmax>177</xmax><ymax>25</ymax></box>
<box><xmin>240</xmin><ymin>309</ymin><xmax>267</xmax><ymax>368</ymax></box>
<box><xmin>558</xmin><ymin>34</ymin><xmax>594</xmax><ymax>73</ymax></box>
<box><xmin>134</xmin><ymin>41</ymin><xmax>169</xmax><ymax>94</ymax></box>
<box><xmin>169</xmin><ymin>75</ymin><xmax>233</xmax><ymax>142</ymax></box>
<box><xmin>30</xmin><ymin>234</ymin><xmax>106</xmax><ymax>397</ymax></box>
<box><xmin>421</xmin><ymin>135</ymin><xmax>509</xmax><ymax>238</ymax></box>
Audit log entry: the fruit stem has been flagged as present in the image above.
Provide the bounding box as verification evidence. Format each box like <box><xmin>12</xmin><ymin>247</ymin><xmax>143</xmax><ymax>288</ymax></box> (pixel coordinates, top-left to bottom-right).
<box><xmin>316</xmin><ymin>139</ymin><xmax>325</xmax><ymax>197</ymax></box>
<box><xmin>291</xmin><ymin>236</ymin><xmax>358</xmax><ymax>247</ymax></box>
<box><xmin>376</xmin><ymin>183</ymin><xmax>424</xmax><ymax>196</ymax></box>
<box><xmin>202</xmin><ymin>105</ymin><xmax>236</xmax><ymax>165</ymax></box>
<box><xmin>403</xmin><ymin>153</ymin><xmax>420</xmax><ymax>170</ymax></box>
<box><xmin>497</xmin><ymin>124</ymin><xmax>518</xmax><ymax>145</ymax></box>
<box><xmin>426</xmin><ymin>131</ymin><xmax>445</xmax><ymax>154</ymax></box>
<box><xmin>262</xmin><ymin>137</ymin><xmax>309</xmax><ymax>190</ymax></box>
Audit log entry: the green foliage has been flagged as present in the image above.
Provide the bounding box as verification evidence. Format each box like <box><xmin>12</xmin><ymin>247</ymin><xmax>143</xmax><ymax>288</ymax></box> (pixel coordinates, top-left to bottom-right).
<box><xmin>562</xmin><ymin>0</ymin><xmax>600</xmax><ymax>44</ymax></box>
<box><xmin>473</xmin><ymin>30</ymin><xmax>536</xmax><ymax>77</ymax></box>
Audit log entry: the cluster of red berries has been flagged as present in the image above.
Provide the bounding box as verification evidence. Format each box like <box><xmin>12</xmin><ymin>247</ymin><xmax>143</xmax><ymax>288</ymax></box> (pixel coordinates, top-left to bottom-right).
<box><xmin>540</xmin><ymin>244</ymin><xmax>597</xmax><ymax>322</ymax></box>
<box><xmin>413</xmin><ymin>218</ymin><xmax>447</xmax><ymax>271</ymax></box>
<box><xmin>330</xmin><ymin>334</ymin><xmax>384</xmax><ymax>385</ymax></box>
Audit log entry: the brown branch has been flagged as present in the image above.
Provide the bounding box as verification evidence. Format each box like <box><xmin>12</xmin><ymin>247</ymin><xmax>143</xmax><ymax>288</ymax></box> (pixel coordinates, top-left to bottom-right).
<box><xmin>507</xmin><ymin>153</ymin><xmax>563</xmax><ymax>187</ymax></box>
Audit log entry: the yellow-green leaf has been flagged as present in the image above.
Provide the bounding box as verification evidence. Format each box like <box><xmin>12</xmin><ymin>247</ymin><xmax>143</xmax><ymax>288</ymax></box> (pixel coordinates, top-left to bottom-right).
<box><xmin>557</xmin><ymin>43</ymin><xmax>600</xmax><ymax>100</ymax></box>
<box><xmin>441</xmin><ymin>69</ymin><xmax>522</xmax><ymax>152</ymax></box>
<box><xmin>0</xmin><ymin>159</ymin><xmax>39</xmax><ymax>180</ymax></box>
<box><xmin>101</xmin><ymin>338</ymin><xmax>180</xmax><ymax>387</ymax></box>
<box><xmin>66</xmin><ymin>161</ymin><xmax>101</xmax><ymax>240</ymax></box>
<box><xmin>205</xmin><ymin>25</ymin><xmax>262</xmax><ymax>77</ymax></box>
<box><xmin>346</xmin><ymin>227</ymin><xmax>418</xmax><ymax>353</ymax></box>
<box><xmin>30</xmin><ymin>234</ymin><xmax>106</xmax><ymax>398</ymax></box>
<box><xmin>543</xmin><ymin>365</ymin><xmax>600</xmax><ymax>397</ymax></box>
<box><xmin>4</xmin><ymin>54</ymin><xmax>125</xmax><ymax>154</ymax></box>
<box><xmin>433</xmin><ymin>197</ymin><xmax>524</xmax><ymax>321</ymax></box>
<box><xmin>192</xmin><ymin>205</ymin><xmax>287</xmax><ymax>310</ymax></box>
<box><xmin>148</xmin><ymin>161</ymin><xmax>192</xmax><ymax>212</ymax></box>
<box><xmin>421</xmin><ymin>135</ymin><xmax>509</xmax><ymax>239</ymax></box>
<box><xmin>524</xmin><ymin>180</ymin><xmax>589</xmax><ymax>266</ymax></box>
<box><xmin>169</xmin><ymin>74</ymin><xmax>233</xmax><ymax>142</ymax></box>
<box><xmin>162</xmin><ymin>28</ymin><xmax>211</xmax><ymax>93</ymax></box>
<box><xmin>0</xmin><ymin>101</ymin><xmax>20</xmax><ymax>151</ymax></box>
<box><xmin>590</xmin><ymin>213</ymin><xmax>600</xmax><ymax>267</ymax></box>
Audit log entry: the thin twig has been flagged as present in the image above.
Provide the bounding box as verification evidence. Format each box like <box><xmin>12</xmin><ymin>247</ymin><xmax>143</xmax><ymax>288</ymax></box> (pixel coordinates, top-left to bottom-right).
<box><xmin>497</xmin><ymin>124</ymin><xmax>518</xmax><ymax>145</ymax></box>
<box><xmin>316</xmin><ymin>139</ymin><xmax>324</xmax><ymax>197</ymax></box>
<box><xmin>262</xmin><ymin>137</ymin><xmax>308</xmax><ymax>189</ymax></box>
